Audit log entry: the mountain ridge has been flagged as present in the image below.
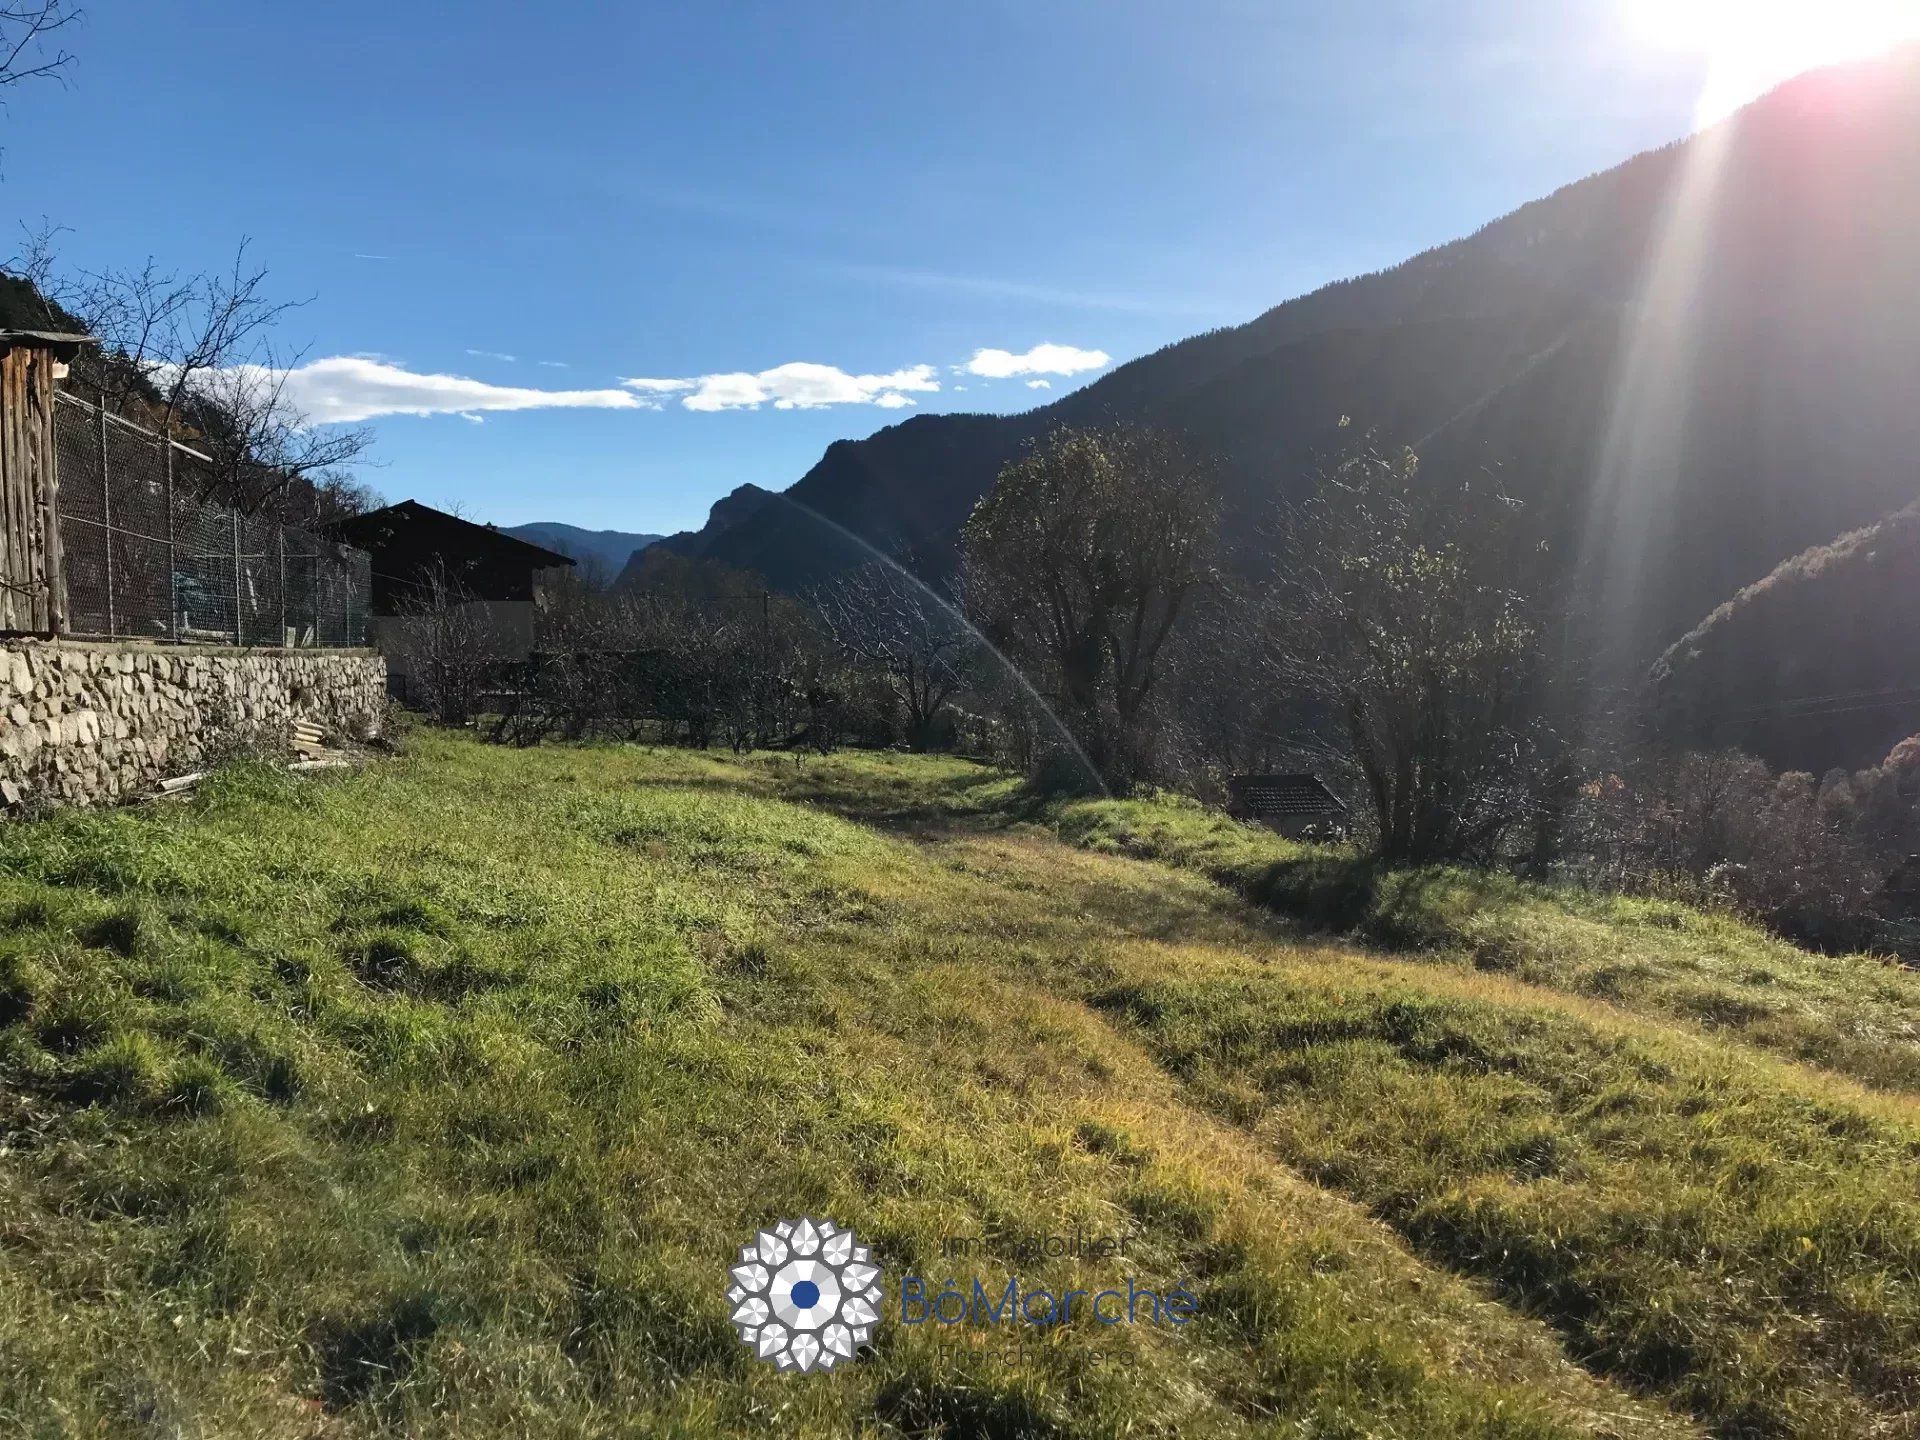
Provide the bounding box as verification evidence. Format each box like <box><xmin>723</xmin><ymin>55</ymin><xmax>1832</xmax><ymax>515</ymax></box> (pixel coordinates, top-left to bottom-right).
<box><xmin>503</xmin><ymin>522</ymin><xmax>663</xmax><ymax>577</ymax></box>
<box><xmin>650</xmin><ymin>47</ymin><xmax>1920</xmax><ymax>699</ymax></box>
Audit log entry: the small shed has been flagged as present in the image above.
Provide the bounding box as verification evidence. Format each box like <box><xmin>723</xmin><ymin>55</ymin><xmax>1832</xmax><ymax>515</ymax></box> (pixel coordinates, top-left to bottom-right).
<box><xmin>326</xmin><ymin>500</ymin><xmax>575</xmax><ymax>614</ymax></box>
<box><xmin>1226</xmin><ymin>773</ymin><xmax>1349</xmax><ymax>840</ymax></box>
<box><xmin>324</xmin><ymin>500</ymin><xmax>577</xmax><ymax>706</ymax></box>
<box><xmin>0</xmin><ymin>330</ymin><xmax>93</xmax><ymax>634</ymax></box>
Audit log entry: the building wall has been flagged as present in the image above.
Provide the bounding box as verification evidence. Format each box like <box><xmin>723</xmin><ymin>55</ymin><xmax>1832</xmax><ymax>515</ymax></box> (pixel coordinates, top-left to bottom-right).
<box><xmin>0</xmin><ymin>640</ymin><xmax>385</xmax><ymax>810</ymax></box>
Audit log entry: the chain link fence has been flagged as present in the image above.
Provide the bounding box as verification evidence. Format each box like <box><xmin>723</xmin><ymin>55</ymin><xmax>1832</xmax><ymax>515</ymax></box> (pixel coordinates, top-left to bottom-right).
<box><xmin>52</xmin><ymin>391</ymin><xmax>369</xmax><ymax>646</ymax></box>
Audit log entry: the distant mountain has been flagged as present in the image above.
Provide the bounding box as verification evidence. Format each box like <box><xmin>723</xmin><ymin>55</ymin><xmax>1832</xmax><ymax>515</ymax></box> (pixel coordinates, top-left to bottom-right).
<box><xmin>1652</xmin><ymin>501</ymin><xmax>1920</xmax><ymax>768</ymax></box>
<box><xmin>504</xmin><ymin>522</ymin><xmax>662</xmax><ymax>577</ymax></box>
<box><xmin>627</xmin><ymin>484</ymin><xmax>775</xmax><ymax>583</ymax></box>
<box><xmin>660</xmin><ymin>48</ymin><xmax>1920</xmax><ymax>683</ymax></box>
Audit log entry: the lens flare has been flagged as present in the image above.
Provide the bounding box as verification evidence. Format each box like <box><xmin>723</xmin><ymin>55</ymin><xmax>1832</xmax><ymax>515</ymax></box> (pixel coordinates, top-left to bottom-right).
<box><xmin>1628</xmin><ymin>0</ymin><xmax>1920</xmax><ymax>120</ymax></box>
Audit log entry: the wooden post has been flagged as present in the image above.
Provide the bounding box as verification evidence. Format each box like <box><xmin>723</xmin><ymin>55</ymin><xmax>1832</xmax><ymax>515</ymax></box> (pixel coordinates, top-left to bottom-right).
<box><xmin>2</xmin><ymin>343</ymin><xmax>96</xmax><ymax>638</ymax></box>
<box><xmin>99</xmin><ymin>402</ymin><xmax>114</xmax><ymax>636</ymax></box>
<box><xmin>0</xmin><ymin>350</ymin><xmax>25</xmax><ymax>633</ymax></box>
<box><xmin>38</xmin><ymin>361</ymin><xmax>64</xmax><ymax>635</ymax></box>
<box><xmin>165</xmin><ymin>438</ymin><xmax>178</xmax><ymax>642</ymax></box>
<box><xmin>231</xmin><ymin>510</ymin><xmax>243</xmax><ymax>646</ymax></box>
<box><xmin>278</xmin><ymin>526</ymin><xmax>287</xmax><ymax>646</ymax></box>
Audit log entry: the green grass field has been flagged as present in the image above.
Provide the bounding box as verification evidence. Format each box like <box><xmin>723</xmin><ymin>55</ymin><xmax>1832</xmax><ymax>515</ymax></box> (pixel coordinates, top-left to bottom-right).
<box><xmin>0</xmin><ymin>736</ymin><xmax>1913</xmax><ymax>1437</ymax></box>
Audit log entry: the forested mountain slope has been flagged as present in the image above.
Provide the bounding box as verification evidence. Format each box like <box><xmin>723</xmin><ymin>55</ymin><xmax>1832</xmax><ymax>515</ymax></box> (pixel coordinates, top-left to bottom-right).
<box><xmin>502</xmin><ymin>522</ymin><xmax>661</xmax><ymax>576</ymax></box>
<box><xmin>1653</xmin><ymin>500</ymin><xmax>1920</xmax><ymax>766</ymax></box>
<box><xmin>663</xmin><ymin>49</ymin><xmax>1920</xmax><ymax>675</ymax></box>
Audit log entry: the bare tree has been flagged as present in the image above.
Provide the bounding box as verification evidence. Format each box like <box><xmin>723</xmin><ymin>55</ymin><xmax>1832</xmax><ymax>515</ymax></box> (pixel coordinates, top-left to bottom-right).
<box><xmin>17</xmin><ymin>233</ymin><xmax>284</xmax><ymax>416</ymax></box>
<box><xmin>1150</xmin><ymin>573</ymin><xmax>1330</xmax><ymax>798</ymax></box>
<box><xmin>475</xmin><ymin>574</ymin><xmax>848</xmax><ymax>754</ymax></box>
<box><xmin>180</xmin><ymin>343</ymin><xmax>373</xmax><ymax>517</ymax></box>
<box><xmin>493</xmin><ymin>578</ymin><xmax>655</xmax><ymax>743</ymax></box>
<box><xmin>815</xmin><ymin>562</ymin><xmax>968</xmax><ymax>750</ymax></box>
<box><xmin>296</xmin><ymin>470</ymin><xmax>381</xmax><ymax>530</ymax></box>
<box><xmin>391</xmin><ymin>563</ymin><xmax>516</xmax><ymax>727</ymax></box>
<box><xmin>0</xmin><ymin>2</ymin><xmax>76</xmax><ymax>93</ymax></box>
<box><xmin>13</xmin><ymin>230</ymin><xmax>374</xmax><ymax>520</ymax></box>
<box><xmin>962</xmin><ymin>423</ymin><xmax>1218</xmax><ymax>789</ymax></box>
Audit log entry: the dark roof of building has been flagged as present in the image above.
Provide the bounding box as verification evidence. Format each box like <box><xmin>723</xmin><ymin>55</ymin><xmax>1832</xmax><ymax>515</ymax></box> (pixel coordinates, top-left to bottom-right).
<box><xmin>328</xmin><ymin>500</ymin><xmax>577</xmax><ymax>569</ymax></box>
<box><xmin>0</xmin><ymin>330</ymin><xmax>96</xmax><ymax>357</ymax></box>
<box><xmin>1227</xmin><ymin>774</ymin><xmax>1348</xmax><ymax>817</ymax></box>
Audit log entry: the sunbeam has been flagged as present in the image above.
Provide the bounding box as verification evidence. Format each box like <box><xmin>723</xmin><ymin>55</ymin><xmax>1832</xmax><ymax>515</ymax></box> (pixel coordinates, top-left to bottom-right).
<box><xmin>1578</xmin><ymin>104</ymin><xmax>1740</xmax><ymax>701</ymax></box>
<box><xmin>1629</xmin><ymin>0</ymin><xmax>1920</xmax><ymax>121</ymax></box>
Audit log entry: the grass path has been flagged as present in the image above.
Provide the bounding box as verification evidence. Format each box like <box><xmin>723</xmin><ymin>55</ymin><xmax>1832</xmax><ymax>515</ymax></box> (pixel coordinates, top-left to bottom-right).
<box><xmin>710</xmin><ymin>749</ymin><xmax>1920</xmax><ymax>1435</ymax></box>
<box><xmin>756</xmin><ymin>750</ymin><xmax>1920</xmax><ymax>1097</ymax></box>
<box><xmin>0</xmin><ymin>737</ymin><xmax>1911</xmax><ymax>1436</ymax></box>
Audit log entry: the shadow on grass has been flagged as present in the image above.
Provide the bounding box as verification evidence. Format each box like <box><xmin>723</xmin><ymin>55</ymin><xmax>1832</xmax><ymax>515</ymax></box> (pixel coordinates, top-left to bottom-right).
<box><xmin>315</xmin><ymin>1293</ymin><xmax>444</xmax><ymax>1412</ymax></box>
<box><xmin>1240</xmin><ymin>855</ymin><xmax>1473</xmax><ymax>952</ymax></box>
<box><xmin>626</xmin><ymin>759</ymin><xmax>1022</xmax><ymax>838</ymax></box>
<box><xmin>871</xmin><ymin>1377</ymin><xmax>1067</xmax><ymax>1440</ymax></box>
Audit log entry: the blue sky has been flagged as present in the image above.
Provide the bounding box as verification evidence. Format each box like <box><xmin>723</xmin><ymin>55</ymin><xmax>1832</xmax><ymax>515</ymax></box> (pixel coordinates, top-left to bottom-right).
<box><xmin>4</xmin><ymin>2</ymin><xmax>1752</xmax><ymax>534</ymax></box>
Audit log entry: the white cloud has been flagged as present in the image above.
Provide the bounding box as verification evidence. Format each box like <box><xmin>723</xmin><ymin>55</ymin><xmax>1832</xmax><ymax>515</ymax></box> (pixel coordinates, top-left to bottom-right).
<box><xmin>678</xmin><ymin>374</ymin><xmax>769</xmax><ymax>412</ymax></box>
<box><xmin>197</xmin><ymin>356</ymin><xmax>648</xmax><ymax>425</ymax></box>
<box><xmin>174</xmin><ymin>341</ymin><xmax>1112</xmax><ymax>429</ymax></box>
<box><xmin>962</xmin><ymin>343</ymin><xmax>1111</xmax><ymax>379</ymax></box>
<box><xmin>537</xmin><ymin>359</ymin><xmax>570</xmax><ymax>369</ymax></box>
<box><xmin>622</xmin><ymin>361</ymin><xmax>939</xmax><ymax>412</ymax></box>
<box><xmin>465</xmin><ymin>348</ymin><xmax>518</xmax><ymax>363</ymax></box>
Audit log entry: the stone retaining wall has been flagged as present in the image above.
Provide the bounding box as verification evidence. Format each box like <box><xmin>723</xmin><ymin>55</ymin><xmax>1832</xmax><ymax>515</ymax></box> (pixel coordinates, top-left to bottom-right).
<box><xmin>0</xmin><ymin>641</ymin><xmax>385</xmax><ymax>810</ymax></box>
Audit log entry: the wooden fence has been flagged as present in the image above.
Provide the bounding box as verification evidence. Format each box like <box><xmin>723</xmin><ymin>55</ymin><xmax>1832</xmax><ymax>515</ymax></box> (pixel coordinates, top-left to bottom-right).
<box><xmin>0</xmin><ymin>332</ymin><xmax>370</xmax><ymax>647</ymax></box>
<box><xmin>0</xmin><ymin>332</ymin><xmax>84</xmax><ymax>634</ymax></box>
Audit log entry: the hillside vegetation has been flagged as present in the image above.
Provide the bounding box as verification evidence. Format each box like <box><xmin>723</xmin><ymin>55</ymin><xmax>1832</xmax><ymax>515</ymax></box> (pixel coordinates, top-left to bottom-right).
<box><xmin>1653</xmin><ymin>500</ymin><xmax>1920</xmax><ymax>768</ymax></box>
<box><xmin>0</xmin><ymin>739</ymin><xmax>1914</xmax><ymax>1437</ymax></box>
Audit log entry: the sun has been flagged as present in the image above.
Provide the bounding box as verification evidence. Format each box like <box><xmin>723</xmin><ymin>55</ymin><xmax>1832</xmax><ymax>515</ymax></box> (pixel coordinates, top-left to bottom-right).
<box><xmin>1628</xmin><ymin>0</ymin><xmax>1920</xmax><ymax>121</ymax></box>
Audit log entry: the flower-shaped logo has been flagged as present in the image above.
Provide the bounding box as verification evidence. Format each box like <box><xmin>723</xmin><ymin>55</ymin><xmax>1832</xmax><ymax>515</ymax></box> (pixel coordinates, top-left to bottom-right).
<box><xmin>727</xmin><ymin>1217</ymin><xmax>881</xmax><ymax>1372</ymax></box>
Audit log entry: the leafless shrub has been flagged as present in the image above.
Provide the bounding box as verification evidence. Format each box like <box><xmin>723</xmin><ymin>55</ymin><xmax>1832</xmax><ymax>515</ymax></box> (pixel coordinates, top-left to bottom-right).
<box><xmin>815</xmin><ymin>562</ymin><xmax>970</xmax><ymax>751</ymax></box>
<box><xmin>196</xmin><ymin>694</ymin><xmax>294</xmax><ymax>771</ymax></box>
<box><xmin>391</xmin><ymin>564</ymin><xmax>520</xmax><ymax>728</ymax></box>
<box><xmin>469</xmin><ymin>576</ymin><xmax>854</xmax><ymax>754</ymax></box>
<box><xmin>1568</xmin><ymin>739</ymin><xmax>1920</xmax><ymax>955</ymax></box>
